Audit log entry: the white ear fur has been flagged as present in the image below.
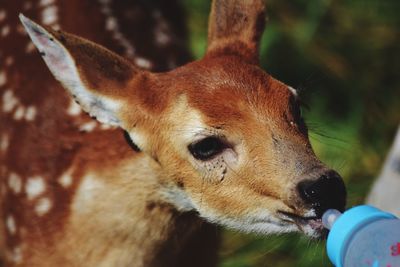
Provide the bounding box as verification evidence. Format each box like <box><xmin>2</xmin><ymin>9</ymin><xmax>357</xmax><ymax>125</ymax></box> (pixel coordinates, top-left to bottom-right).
<box><xmin>19</xmin><ymin>14</ymin><xmax>121</xmax><ymax>126</ymax></box>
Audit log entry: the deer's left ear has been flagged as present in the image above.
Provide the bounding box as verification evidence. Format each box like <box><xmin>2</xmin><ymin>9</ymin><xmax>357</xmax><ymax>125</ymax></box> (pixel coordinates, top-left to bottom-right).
<box><xmin>206</xmin><ymin>0</ymin><xmax>266</xmax><ymax>64</ymax></box>
<box><xmin>20</xmin><ymin>14</ymin><xmax>143</xmax><ymax>127</ymax></box>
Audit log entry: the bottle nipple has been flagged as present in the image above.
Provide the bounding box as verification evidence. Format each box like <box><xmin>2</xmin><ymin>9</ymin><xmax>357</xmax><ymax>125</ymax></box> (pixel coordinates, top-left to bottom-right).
<box><xmin>322</xmin><ymin>209</ymin><xmax>342</xmax><ymax>230</ymax></box>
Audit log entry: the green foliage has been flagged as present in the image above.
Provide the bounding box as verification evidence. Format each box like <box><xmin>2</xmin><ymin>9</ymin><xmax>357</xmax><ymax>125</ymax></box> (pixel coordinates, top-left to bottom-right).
<box><xmin>183</xmin><ymin>0</ymin><xmax>400</xmax><ymax>266</ymax></box>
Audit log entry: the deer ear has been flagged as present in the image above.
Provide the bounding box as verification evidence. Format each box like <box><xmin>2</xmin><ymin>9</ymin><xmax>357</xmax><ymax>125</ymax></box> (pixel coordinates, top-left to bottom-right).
<box><xmin>19</xmin><ymin>14</ymin><xmax>141</xmax><ymax>127</ymax></box>
<box><xmin>206</xmin><ymin>0</ymin><xmax>266</xmax><ymax>64</ymax></box>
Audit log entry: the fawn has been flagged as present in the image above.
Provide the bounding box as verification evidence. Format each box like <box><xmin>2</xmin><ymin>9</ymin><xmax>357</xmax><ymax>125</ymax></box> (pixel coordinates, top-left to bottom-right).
<box><xmin>0</xmin><ymin>0</ymin><xmax>346</xmax><ymax>266</ymax></box>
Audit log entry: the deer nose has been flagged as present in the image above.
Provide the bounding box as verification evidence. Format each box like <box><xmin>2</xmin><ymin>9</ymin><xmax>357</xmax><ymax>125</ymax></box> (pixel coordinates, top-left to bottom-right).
<box><xmin>297</xmin><ymin>171</ymin><xmax>346</xmax><ymax>218</ymax></box>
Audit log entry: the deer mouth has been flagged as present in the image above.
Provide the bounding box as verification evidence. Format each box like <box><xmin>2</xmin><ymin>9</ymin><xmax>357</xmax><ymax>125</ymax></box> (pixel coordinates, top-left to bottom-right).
<box><xmin>277</xmin><ymin>210</ymin><xmax>327</xmax><ymax>239</ymax></box>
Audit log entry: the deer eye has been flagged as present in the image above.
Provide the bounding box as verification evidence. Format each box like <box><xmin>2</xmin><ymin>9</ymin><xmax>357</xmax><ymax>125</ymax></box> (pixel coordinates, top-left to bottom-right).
<box><xmin>188</xmin><ymin>136</ymin><xmax>228</xmax><ymax>161</ymax></box>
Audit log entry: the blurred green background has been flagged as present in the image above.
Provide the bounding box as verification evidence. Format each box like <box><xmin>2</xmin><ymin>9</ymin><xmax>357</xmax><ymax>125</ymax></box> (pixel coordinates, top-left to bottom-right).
<box><xmin>183</xmin><ymin>1</ymin><xmax>400</xmax><ymax>266</ymax></box>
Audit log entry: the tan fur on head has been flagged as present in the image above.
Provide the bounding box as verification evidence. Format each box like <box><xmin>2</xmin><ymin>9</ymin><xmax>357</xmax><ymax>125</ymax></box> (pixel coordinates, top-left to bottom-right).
<box><xmin>139</xmin><ymin>56</ymin><xmax>323</xmax><ymax>235</ymax></box>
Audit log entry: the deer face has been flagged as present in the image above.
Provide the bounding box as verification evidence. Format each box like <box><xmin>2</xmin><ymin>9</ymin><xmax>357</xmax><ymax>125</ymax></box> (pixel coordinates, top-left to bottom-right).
<box><xmin>20</xmin><ymin>0</ymin><xmax>346</xmax><ymax>239</ymax></box>
<box><xmin>141</xmin><ymin>58</ymin><xmax>345</xmax><ymax>238</ymax></box>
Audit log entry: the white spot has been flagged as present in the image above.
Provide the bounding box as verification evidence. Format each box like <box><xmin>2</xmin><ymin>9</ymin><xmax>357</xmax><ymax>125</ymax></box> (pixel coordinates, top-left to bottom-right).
<box><xmin>25</xmin><ymin>176</ymin><xmax>46</xmax><ymax>200</ymax></box>
<box><xmin>155</xmin><ymin>32</ymin><xmax>170</xmax><ymax>46</ymax></box>
<box><xmin>2</xmin><ymin>89</ymin><xmax>19</xmax><ymax>112</ymax></box>
<box><xmin>98</xmin><ymin>1</ymin><xmax>135</xmax><ymax>57</ymax></box>
<box><xmin>6</xmin><ymin>215</ymin><xmax>16</xmax><ymax>235</ymax></box>
<box><xmin>105</xmin><ymin>17</ymin><xmax>117</xmax><ymax>31</ymax></box>
<box><xmin>0</xmin><ymin>10</ymin><xmax>6</xmax><ymax>22</ymax></box>
<box><xmin>1</xmin><ymin>25</ymin><xmax>10</xmax><ymax>37</ymax></box>
<box><xmin>5</xmin><ymin>56</ymin><xmax>14</xmax><ymax>66</ymax></box>
<box><xmin>8</xmin><ymin>173</ymin><xmax>22</xmax><ymax>194</ymax></box>
<box><xmin>134</xmin><ymin>57</ymin><xmax>152</xmax><ymax>69</ymax></box>
<box><xmin>0</xmin><ymin>71</ymin><xmax>7</xmax><ymax>86</ymax></box>
<box><xmin>1</xmin><ymin>133</ymin><xmax>9</xmax><ymax>152</ymax></box>
<box><xmin>154</xmin><ymin>21</ymin><xmax>171</xmax><ymax>45</ymax></box>
<box><xmin>25</xmin><ymin>42</ymin><xmax>36</xmax><ymax>54</ymax></box>
<box><xmin>39</xmin><ymin>0</ymin><xmax>55</xmax><ymax>6</ymax></box>
<box><xmin>58</xmin><ymin>168</ymin><xmax>73</xmax><ymax>188</ymax></box>
<box><xmin>12</xmin><ymin>247</ymin><xmax>22</xmax><ymax>264</ymax></box>
<box><xmin>35</xmin><ymin>197</ymin><xmax>52</xmax><ymax>216</ymax></box>
<box><xmin>79</xmin><ymin>121</ymin><xmax>98</xmax><ymax>132</ymax></box>
<box><xmin>66</xmin><ymin>100</ymin><xmax>81</xmax><ymax>116</ymax></box>
<box><xmin>41</xmin><ymin>5</ymin><xmax>58</xmax><ymax>25</ymax></box>
<box><xmin>153</xmin><ymin>16</ymin><xmax>171</xmax><ymax>46</ymax></box>
<box><xmin>24</xmin><ymin>106</ymin><xmax>37</xmax><ymax>121</ymax></box>
<box><xmin>13</xmin><ymin>106</ymin><xmax>25</xmax><ymax>120</ymax></box>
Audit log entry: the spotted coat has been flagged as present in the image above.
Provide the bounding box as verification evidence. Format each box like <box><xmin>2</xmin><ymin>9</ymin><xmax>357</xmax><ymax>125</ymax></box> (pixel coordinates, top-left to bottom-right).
<box><xmin>0</xmin><ymin>1</ymin><xmax>218</xmax><ymax>266</ymax></box>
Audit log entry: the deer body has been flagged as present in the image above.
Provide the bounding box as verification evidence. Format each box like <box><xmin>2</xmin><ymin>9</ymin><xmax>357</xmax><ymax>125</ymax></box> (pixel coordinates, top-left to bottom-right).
<box><xmin>1</xmin><ymin>0</ymin><xmax>346</xmax><ymax>266</ymax></box>
<box><xmin>1</xmin><ymin>1</ymin><xmax>217</xmax><ymax>266</ymax></box>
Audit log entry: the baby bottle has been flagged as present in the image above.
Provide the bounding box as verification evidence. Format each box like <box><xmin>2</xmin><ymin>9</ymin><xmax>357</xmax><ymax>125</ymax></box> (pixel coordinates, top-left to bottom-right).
<box><xmin>322</xmin><ymin>205</ymin><xmax>400</xmax><ymax>267</ymax></box>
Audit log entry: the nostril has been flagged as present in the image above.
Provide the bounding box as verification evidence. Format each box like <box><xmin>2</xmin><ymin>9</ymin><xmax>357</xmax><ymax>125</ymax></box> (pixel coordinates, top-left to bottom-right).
<box><xmin>297</xmin><ymin>170</ymin><xmax>347</xmax><ymax>217</ymax></box>
<box><xmin>298</xmin><ymin>181</ymin><xmax>318</xmax><ymax>203</ymax></box>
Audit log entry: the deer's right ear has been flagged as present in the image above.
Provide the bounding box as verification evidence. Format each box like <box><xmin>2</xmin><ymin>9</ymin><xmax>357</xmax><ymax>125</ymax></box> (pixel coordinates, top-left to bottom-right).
<box><xmin>206</xmin><ymin>0</ymin><xmax>266</xmax><ymax>64</ymax></box>
<box><xmin>19</xmin><ymin>14</ymin><xmax>143</xmax><ymax>127</ymax></box>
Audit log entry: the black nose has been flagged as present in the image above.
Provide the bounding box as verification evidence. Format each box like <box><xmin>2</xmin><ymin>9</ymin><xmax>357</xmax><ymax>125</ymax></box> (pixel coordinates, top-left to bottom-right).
<box><xmin>297</xmin><ymin>171</ymin><xmax>346</xmax><ymax>218</ymax></box>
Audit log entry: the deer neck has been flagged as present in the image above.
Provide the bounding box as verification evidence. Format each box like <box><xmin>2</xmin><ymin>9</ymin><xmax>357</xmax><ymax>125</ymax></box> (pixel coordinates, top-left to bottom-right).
<box><xmin>23</xmin><ymin>154</ymin><xmax>213</xmax><ymax>267</ymax></box>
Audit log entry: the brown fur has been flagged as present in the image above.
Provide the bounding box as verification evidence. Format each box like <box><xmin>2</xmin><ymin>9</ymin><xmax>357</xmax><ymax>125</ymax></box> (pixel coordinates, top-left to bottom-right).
<box><xmin>207</xmin><ymin>0</ymin><xmax>266</xmax><ymax>64</ymax></box>
<box><xmin>1</xmin><ymin>0</ymin><xmax>342</xmax><ymax>266</ymax></box>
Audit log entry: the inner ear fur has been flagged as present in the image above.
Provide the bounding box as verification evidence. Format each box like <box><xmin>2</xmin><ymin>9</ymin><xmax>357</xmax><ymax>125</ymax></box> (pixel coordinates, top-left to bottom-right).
<box><xmin>206</xmin><ymin>0</ymin><xmax>266</xmax><ymax>64</ymax></box>
<box><xmin>47</xmin><ymin>28</ymin><xmax>139</xmax><ymax>97</ymax></box>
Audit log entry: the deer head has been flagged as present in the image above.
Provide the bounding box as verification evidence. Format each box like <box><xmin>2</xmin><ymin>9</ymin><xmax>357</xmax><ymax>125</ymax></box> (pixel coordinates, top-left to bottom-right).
<box><xmin>20</xmin><ymin>0</ymin><xmax>346</xmax><ymax>239</ymax></box>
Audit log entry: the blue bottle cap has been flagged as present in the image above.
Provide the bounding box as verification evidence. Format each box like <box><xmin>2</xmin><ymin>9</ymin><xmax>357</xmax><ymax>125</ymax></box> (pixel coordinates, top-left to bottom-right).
<box><xmin>327</xmin><ymin>205</ymin><xmax>396</xmax><ymax>267</ymax></box>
